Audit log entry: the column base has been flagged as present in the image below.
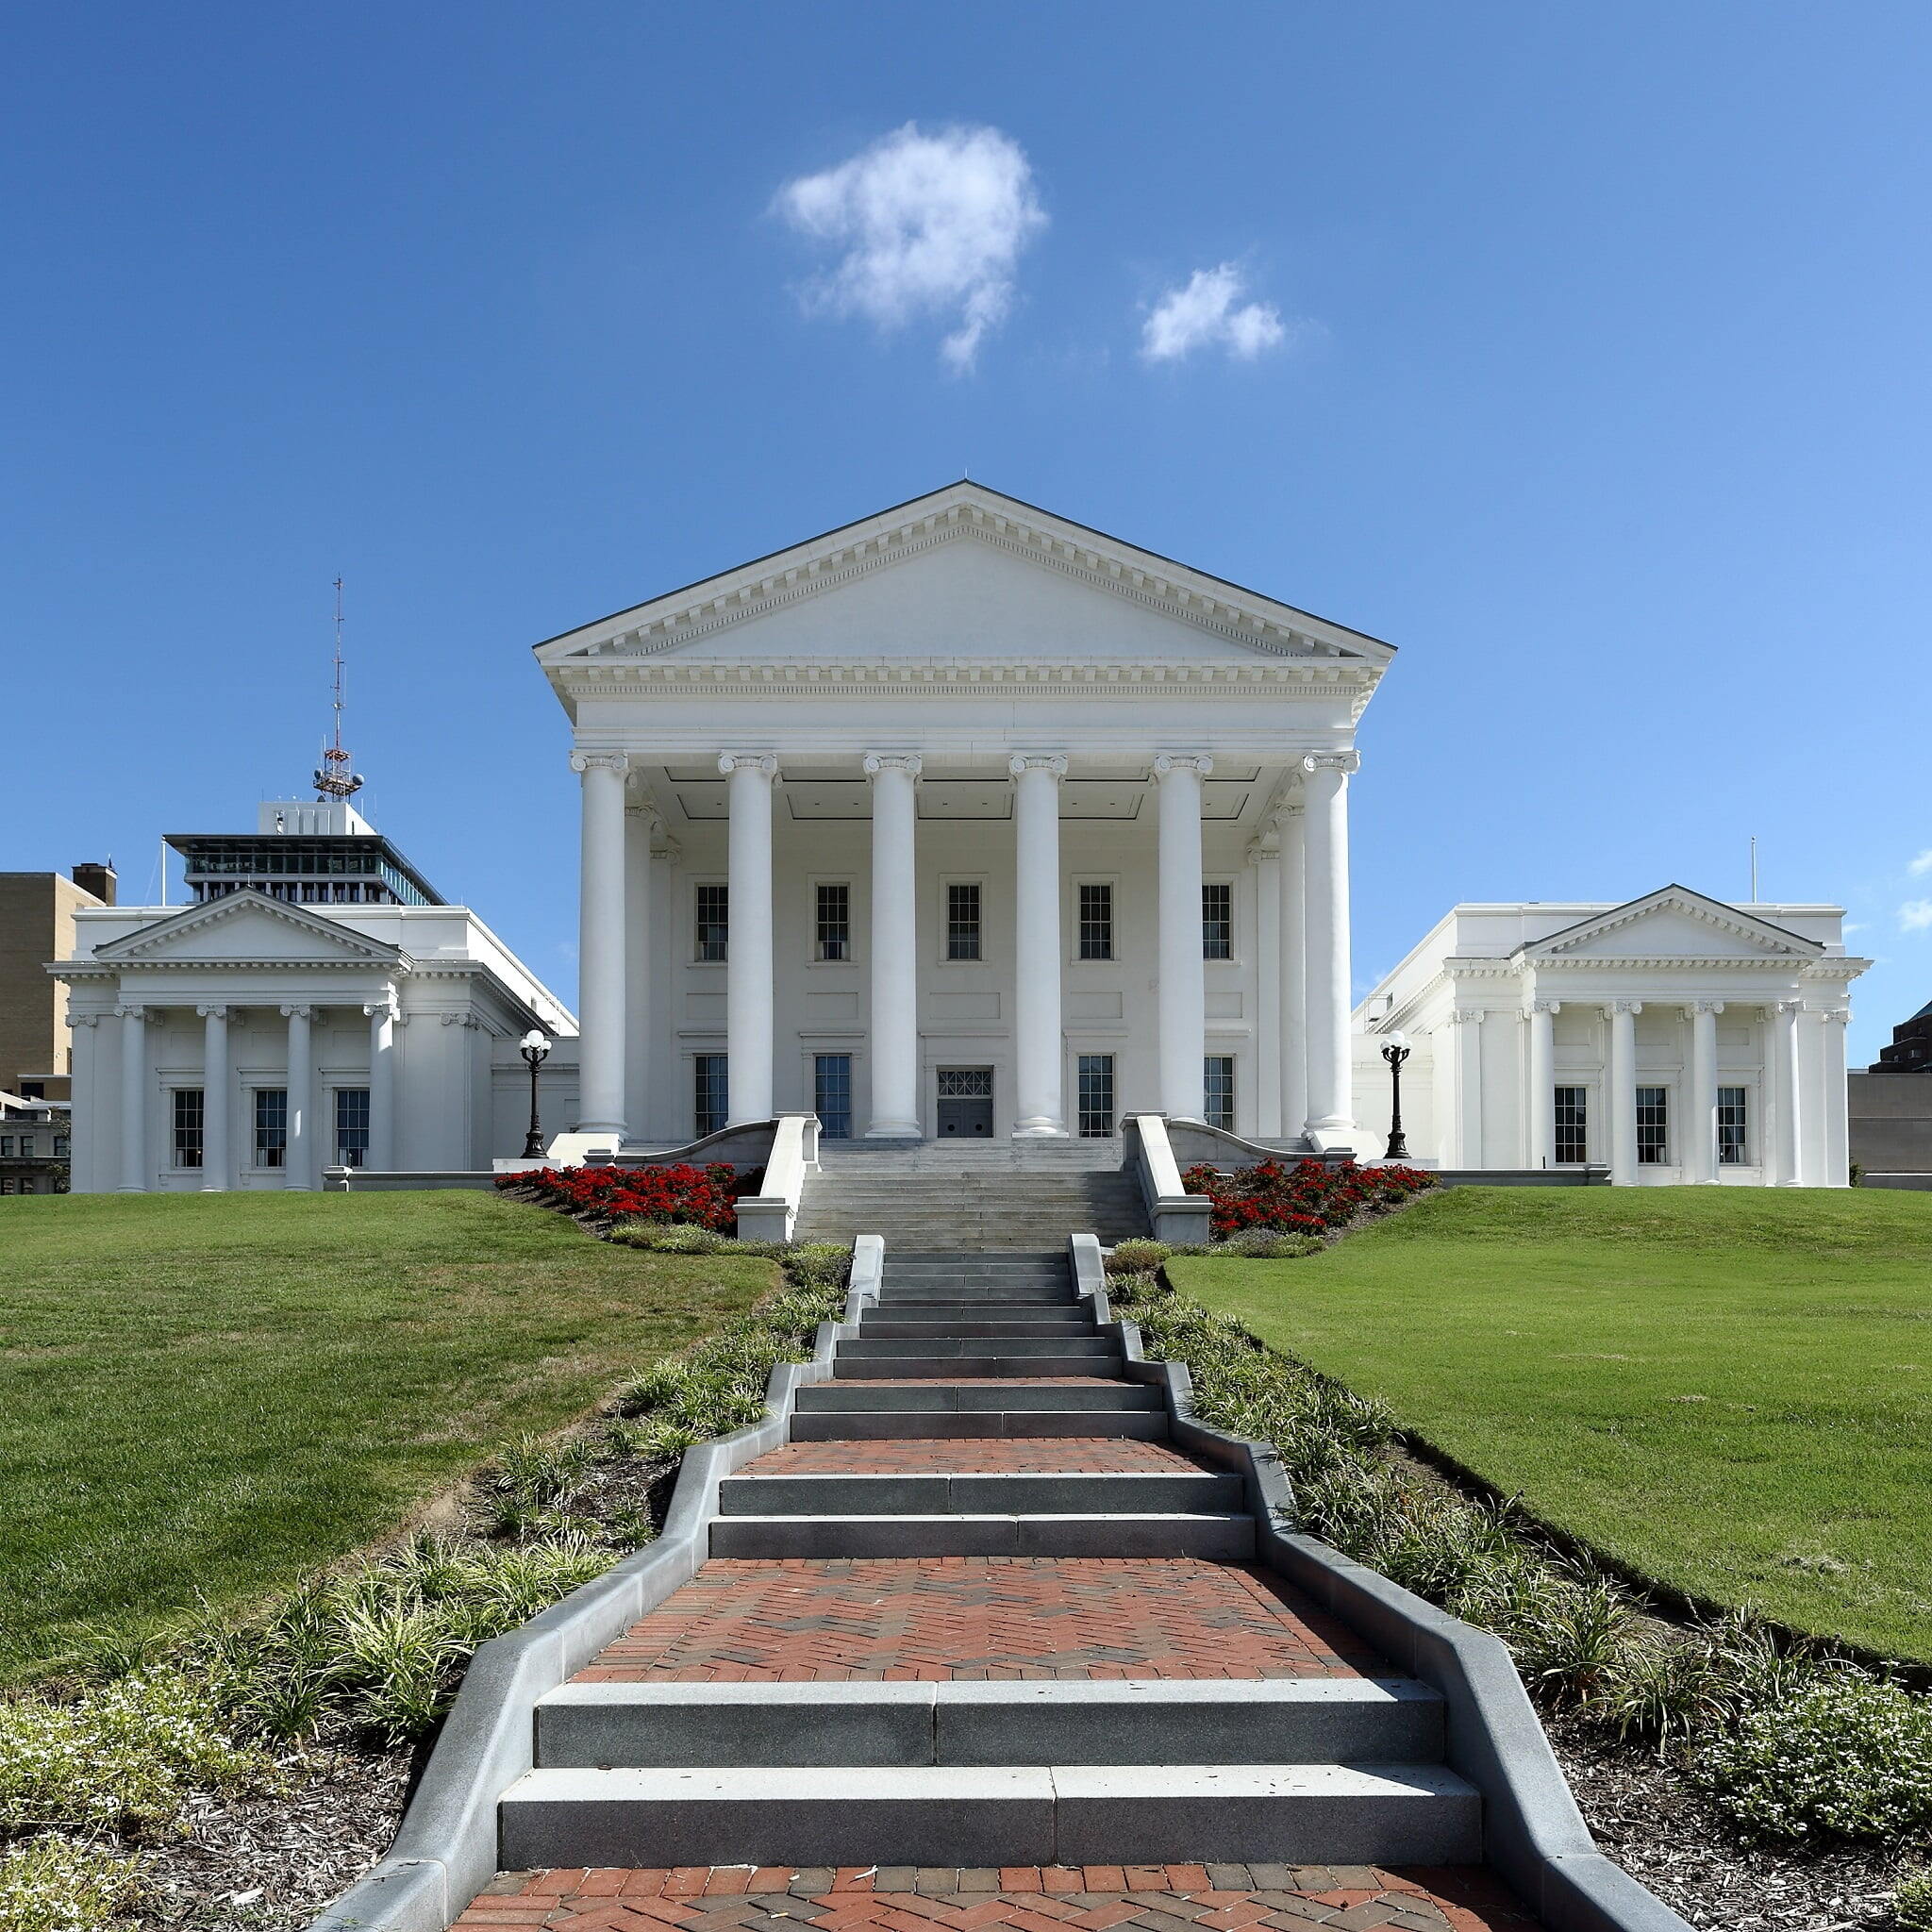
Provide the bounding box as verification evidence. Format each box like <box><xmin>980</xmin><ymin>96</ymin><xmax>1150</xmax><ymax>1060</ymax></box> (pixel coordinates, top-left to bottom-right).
<box><xmin>864</xmin><ymin>1122</ymin><xmax>923</xmax><ymax>1141</ymax></box>
<box><xmin>1011</xmin><ymin>1122</ymin><xmax>1069</xmax><ymax>1140</ymax></box>
<box><xmin>574</xmin><ymin>1120</ymin><xmax>627</xmax><ymax>1137</ymax></box>
<box><xmin>1302</xmin><ymin>1118</ymin><xmax>1364</xmax><ymax>1154</ymax></box>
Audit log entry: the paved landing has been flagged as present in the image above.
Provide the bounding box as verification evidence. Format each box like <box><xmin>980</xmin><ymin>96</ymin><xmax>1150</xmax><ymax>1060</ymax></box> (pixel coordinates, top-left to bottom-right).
<box><xmin>739</xmin><ymin>1441</ymin><xmax>1205</xmax><ymax>1474</ymax></box>
<box><xmin>573</xmin><ymin>1558</ymin><xmax>1382</xmax><ymax>1684</ymax></box>
<box><xmin>458</xmin><ymin>1865</ymin><xmax>1538</xmax><ymax>1932</ymax></box>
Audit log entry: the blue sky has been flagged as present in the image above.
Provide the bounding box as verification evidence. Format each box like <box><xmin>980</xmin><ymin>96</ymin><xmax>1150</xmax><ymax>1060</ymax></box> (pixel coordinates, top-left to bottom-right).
<box><xmin>6</xmin><ymin>5</ymin><xmax>1929</xmax><ymax>1064</ymax></box>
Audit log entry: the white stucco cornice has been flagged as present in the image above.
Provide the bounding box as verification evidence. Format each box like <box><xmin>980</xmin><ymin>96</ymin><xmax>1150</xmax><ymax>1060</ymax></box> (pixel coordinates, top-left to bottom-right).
<box><xmin>533</xmin><ymin>481</ymin><xmax>1396</xmax><ymax>682</ymax></box>
<box><xmin>1516</xmin><ymin>885</ymin><xmax>1824</xmax><ymax>962</ymax></box>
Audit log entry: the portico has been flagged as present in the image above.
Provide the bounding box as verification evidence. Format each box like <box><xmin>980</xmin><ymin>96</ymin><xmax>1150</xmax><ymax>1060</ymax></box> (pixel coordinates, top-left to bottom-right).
<box><xmin>537</xmin><ymin>482</ymin><xmax>1392</xmax><ymax>1152</ymax></box>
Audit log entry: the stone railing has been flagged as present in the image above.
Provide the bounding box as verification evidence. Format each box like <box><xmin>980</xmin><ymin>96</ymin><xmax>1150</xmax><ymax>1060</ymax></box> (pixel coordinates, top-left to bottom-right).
<box><xmin>1121</xmin><ymin>1113</ymin><xmax>1213</xmax><ymax>1245</ymax></box>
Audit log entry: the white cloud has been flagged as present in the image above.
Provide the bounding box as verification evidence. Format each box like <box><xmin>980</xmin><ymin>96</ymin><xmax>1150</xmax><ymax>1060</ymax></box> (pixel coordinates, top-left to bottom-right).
<box><xmin>1908</xmin><ymin>849</ymin><xmax>1932</xmax><ymax>876</ymax></box>
<box><xmin>1141</xmin><ymin>263</ymin><xmax>1289</xmax><ymax>363</ymax></box>
<box><xmin>774</xmin><ymin>123</ymin><xmax>1045</xmax><ymax>372</ymax></box>
<box><xmin>1900</xmin><ymin>900</ymin><xmax>1932</xmax><ymax>932</ymax></box>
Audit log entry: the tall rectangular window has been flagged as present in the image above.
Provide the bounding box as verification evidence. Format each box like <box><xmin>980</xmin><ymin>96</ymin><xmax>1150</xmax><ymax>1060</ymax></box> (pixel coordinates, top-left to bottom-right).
<box><xmin>946</xmin><ymin>881</ymin><xmax>982</xmax><ymax>961</ymax></box>
<box><xmin>815</xmin><ymin>883</ymin><xmax>851</xmax><ymax>962</ymax></box>
<box><xmin>1076</xmin><ymin>1055</ymin><xmax>1115</xmax><ymax>1139</ymax></box>
<box><xmin>172</xmin><ymin>1089</ymin><xmax>205</xmax><ymax>1170</ymax></box>
<box><xmin>694</xmin><ymin>884</ymin><xmax>729</xmax><ymax>962</ymax></box>
<box><xmin>1718</xmin><ymin>1086</ymin><xmax>1749</xmax><ymax>1166</ymax></box>
<box><xmin>1077</xmin><ymin>883</ymin><xmax>1114</xmax><ymax>961</ymax></box>
<box><xmin>814</xmin><ymin>1054</ymin><xmax>853</xmax><ymax>1140</ymax></box>
<box><xmin>1202</xmin><ymin>882</ymin><xmax>1233</xmax><ymax>960</ymax></box>
<box><xmin>335</xmin><ymin>1088</ymin><xmax>371</xmax><ymax>1168</ymax></box>
<box><xmin>254</xmin><ymin>1089</ymin><xmax>288</xmax><ymax>1168</ymax></box>
<box><xmin>693</xmin><ymin>1055</ymin><xmax>729</xmax><ymax>1137</ymax></box>
<box><xmin>1554</xmin><ymin>1086</ymin><xmax>1588</xmax><ymax>1164</ymax></box>
<box><xmin>1637</xmin><ymin>1086</ymin><xmax>1669</xmax><ymax>1165</ymax></box>
<box><xmin>1204</xmin><ymin>1055</ymin><xmax>1236</xmax><ymax>1131</ymax></box>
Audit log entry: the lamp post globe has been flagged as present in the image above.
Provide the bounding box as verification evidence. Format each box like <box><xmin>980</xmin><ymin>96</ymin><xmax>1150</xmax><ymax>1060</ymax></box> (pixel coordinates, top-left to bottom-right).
<box><xmin>1380</xmin><ymin>1030</ymin><xmax>1411</xmax><ymax>1162</ymax></box>
<box><xmin>520</xmin><ymin>1030</ymin><xmax>553</xmax><ymax>1161</ymax></box>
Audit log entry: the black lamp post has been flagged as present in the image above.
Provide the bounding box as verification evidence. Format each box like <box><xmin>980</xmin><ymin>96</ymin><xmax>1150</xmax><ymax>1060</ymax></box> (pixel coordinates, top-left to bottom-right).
<box><xmin>1380</xmin><ymin>1031</ymin><xmax>1411</xmax><ymax>1162</ymax></box>
<box><xmin>520</xmin><ymin>1029</ymin><xmax>553</xmax><ymax>1160</ymax></box>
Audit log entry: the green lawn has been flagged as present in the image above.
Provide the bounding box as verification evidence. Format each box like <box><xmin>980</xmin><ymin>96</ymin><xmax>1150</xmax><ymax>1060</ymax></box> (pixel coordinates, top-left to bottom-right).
<box><xmin>0</xmin><ymin>1191</ymin><xmax>774</xmax><ymax>1682</ymax></box>
<box><xmin>1171</xmin><ymin>1186</ymin><xmax>1932</xmax><ymax>1664</ymax></box>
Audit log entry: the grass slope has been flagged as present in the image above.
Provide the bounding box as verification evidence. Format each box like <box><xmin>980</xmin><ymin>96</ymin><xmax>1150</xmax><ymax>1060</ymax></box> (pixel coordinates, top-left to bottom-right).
<box><xmin>1172</xmin><ymin>1187</ymin><xmax>1932</xmax><ymax>1663</ymax></box>
<box><xmin>0</xmin><ymin>1191</ymin><xmax>774</xmax><ymax>1682</ymax></box>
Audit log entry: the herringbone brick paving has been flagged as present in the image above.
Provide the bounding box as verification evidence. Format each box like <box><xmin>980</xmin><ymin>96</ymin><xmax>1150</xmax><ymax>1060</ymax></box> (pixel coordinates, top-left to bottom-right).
<box><xmin>574</xmin><ymin>1558</ymin><xmax>1380</xmax><ymax>1682</ymax></box>
<box><xmin>740</xmin><ymin>1441</ymin><xmax>1202</xmax><ymax>1474</ymax></box>
<box><xmin>455</xmin><ymin>1865</ymin><xmax>1538</xmax><ymax>1932</ymax></box>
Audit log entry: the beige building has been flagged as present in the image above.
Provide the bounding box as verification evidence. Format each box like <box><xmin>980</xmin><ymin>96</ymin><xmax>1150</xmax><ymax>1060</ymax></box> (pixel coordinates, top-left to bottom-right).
<box><xmin>1</xmin><ymin>862</ymin><xmax>115</xmax><ymax>1102</ymax></box>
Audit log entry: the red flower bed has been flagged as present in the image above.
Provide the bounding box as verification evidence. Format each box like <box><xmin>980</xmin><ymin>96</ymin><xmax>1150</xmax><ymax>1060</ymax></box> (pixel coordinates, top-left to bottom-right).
<box><xmin>493</xmin><ymin>1161</ymin><xmax>758</xmax><ymax>1233</ymax></box>
<box><xmin>1180</xmin><ymin>1158</ymin><xmax>1435</xmax><ymax>1241</ymax></box>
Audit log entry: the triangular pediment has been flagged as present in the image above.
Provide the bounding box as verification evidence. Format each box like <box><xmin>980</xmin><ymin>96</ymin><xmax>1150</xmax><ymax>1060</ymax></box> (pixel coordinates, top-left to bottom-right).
<box><xmin>1519</xmin><ymin>887</ymin><xmax>1824</xmax><ymax>962</ymax></box>
<box><xmin>534</xmin><ymin>480</ymin><xmax>1394</xmax><ymax>672</ymax></box>
<box><xmin>92</xmin><ymin>891</ymin><xmax>406</xmax><ymax>968</ymax></box>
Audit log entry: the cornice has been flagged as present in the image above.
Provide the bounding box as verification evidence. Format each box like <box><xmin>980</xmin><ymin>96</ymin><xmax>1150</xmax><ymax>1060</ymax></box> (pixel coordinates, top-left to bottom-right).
<box><xmin>79</xmin><ymin>890</ymin><xmax>406</xmax><ymax>968</ymax></box>
<box><xmin>1523</xmin><ymin>888</ymin><xmax>1822</xmax><ymax>962</ymax></box>
<box><xmin>57</xmin><ymin>958</ymin><xmax>410</xmax><ymax>975</ymax></box>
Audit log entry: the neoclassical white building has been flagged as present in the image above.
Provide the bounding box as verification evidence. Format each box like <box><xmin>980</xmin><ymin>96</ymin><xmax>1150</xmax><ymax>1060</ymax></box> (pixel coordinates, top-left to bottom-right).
<box><xmin>1350</xmin><ymin>889</ymin><xmax>1867</xmax><ymax>1185</ymax></box>
<box><xmin>539</xmin><ymin>480</ymin><xmax>1384</xmax><ymax>1155</ymax></box>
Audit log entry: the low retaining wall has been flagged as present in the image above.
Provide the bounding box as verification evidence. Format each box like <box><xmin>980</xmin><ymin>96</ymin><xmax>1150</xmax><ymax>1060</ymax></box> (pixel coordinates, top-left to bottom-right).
<box><xmin>1067</xmin><ymin>1235</ymin><xmax>1691</xmax><ymax>1932</ymax></box>
<box><xmin>307</xmin><ymin>1237</ymin><xmax>884</xmax><ymax>1932</ymax></box>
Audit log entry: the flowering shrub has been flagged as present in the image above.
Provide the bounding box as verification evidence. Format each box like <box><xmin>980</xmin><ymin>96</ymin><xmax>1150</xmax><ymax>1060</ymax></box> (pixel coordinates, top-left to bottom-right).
<box><xmin>493</xmin><ymin>1162</ymin><xmax>757</xmax><ymax>1233</ymax></box>
<box><xmin>1181</xmin><ymin>1157</ymin><xmax>1434</xmax><ymax>1241</ymax></box>
<box><xmin>0</xmin><ymin>1836</ymin><xmax>142</xmax><ymax>1932</ymax></box>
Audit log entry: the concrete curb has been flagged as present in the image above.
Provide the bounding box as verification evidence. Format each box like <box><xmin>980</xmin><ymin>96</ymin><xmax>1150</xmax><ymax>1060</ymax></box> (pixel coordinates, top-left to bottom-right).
<box><xmin>306</xmin><ymin>1237</ymin><xmax>882</xmax><ymax>1932</ymax></box>
<box><xmin>1077</xmin><ymin>1242</ymin><xmax>1693</xmax><ymax>1932</ymax></box>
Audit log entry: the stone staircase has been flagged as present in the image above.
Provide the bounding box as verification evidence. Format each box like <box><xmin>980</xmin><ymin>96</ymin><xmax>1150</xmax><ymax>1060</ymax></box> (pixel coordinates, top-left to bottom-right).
<box><xmin>497</xmin><ymin>1247</ymin><xmax>1482</xmax><ymax>1870</ymax></box>
<box><xmin>792</xmin><ymin>1144</ymin><xmax>1147</xmax><ymax>1248</ymax></box>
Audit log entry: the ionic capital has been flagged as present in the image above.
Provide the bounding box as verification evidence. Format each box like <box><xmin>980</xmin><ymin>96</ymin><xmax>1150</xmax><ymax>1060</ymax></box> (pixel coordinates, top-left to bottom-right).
<box><xmin>1686</xmin><ymin>999</ymin><xmax>1726</xmax><ymax>1017</ymax></box>
<box><xmin>1607</xmin><ymin>998</ymin><xmax>1643</xmax><ymax>1016</ymax></box>
<box><xmin>1529</xmin><ymin>998</ymin><xmax>1561</xmax><ymax>1016</ymax></box>
<box><xmin>1774</xmin><ymin>998</ymin><xmax>1804</xmax><ymax>1017</ymax></box>
<box><xmin>1300</xmin><ymin>750</ymin><xmax>1361</xmax><ymax>778</ymax></box>
<box><xmin>569</xmin><ymin>750</ymin><xmax>631</xmax><ymax>777</ymax></box>
<box><xmin>1451</xmin><ymin>1007</ymin><xmax>1487</xmax><ymax>1025</ymax></box>
<box><xmin>280</xmin><ymin>1003</ymin><xmax>315</xmax><ymax>1021</ymax></box>
<box><xmin>718</xmin><ymin>752</ymin><xmax>779</xmax><ymax>778</ymax></box>
<box><xmin>1152</xmin><ymin>753</ymin><xmax>1213</xmax><ymax>778</ymax></box>
<box><xmin>861</xmin><ymin>752</ymin><xmax>923</xmax><ymax>778</ymax></box>
<box><xmin>1008</xmin><ymin>754</ymin><xmax>1068</xmax><ymax>778</ymax></box>
<box><xmin>66</xmin><ymin>1011</ymin><xmax>101</xmax><ymax>1029</ymax></box>
<box><xmin>113</xmin><ymin>1002</ymin><xmax>150</xmax><ymax>1022</ymax></box>
<box><xmin>196</xmin><ymin>1003</ymin><xmax>231</xmax><ymax>1021</ymax></box>
<box><xmin>1824</xmin><ymin>1007</ymin><xmax>1851</xmax><ymax>1025</ymax></box>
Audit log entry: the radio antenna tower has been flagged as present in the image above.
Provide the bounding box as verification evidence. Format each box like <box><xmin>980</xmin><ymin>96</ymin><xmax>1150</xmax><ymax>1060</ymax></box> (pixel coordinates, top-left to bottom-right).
<box><xmin>313</xmin><ymin>576</ymin><xmax>365</xmax><ymax>803</ymax></box>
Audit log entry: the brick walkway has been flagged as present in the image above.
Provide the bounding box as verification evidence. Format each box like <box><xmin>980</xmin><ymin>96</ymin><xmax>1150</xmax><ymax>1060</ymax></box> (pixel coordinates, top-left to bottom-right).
<box><xmin>740</xmin><ymin>1441</ymin><xmax>1202</xmax><ymax>1474</ymax></box>
<box><xmin>458</xmin><ymin>1865</ymin><xmax>1538</xmax><ymax>1932</ymax></box>
<box><xmin>575</xmin><ymin>1558</ymin><xmax>1382</xmax><ymax>1683</ymax></box>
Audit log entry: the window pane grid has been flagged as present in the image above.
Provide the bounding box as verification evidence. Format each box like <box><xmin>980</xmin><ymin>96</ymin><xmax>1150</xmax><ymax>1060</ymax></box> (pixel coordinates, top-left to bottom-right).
<box><xmin>814</xmin><ymin>1055</ymin><xmax>853</xmax><ymax>1140</ymax></box>
<box><xmin>1204</xmin><ymin>1055</ymin><xmax>1235</xmax><ymax>1131</ymax></box>
<box><xmin>695</xmin><ymin>884</ymin><xmax>729</xmax><ymax>962</ymax></box>
<box><xmin>254</xmin><ymin>1089</ymin><xmax>287</xmax><ymax>1168</ymax></box>
<box><xmin>335</xmin><ymin>1088</ymin><xmax>371</xmax><ymax>1168</ymax></box>
<box><xmin>173</xmin><ymin>1088</ymin><xmax>205</xmax><ymax>1169</ymax></box>
<box><xmin>1555</xmin><ymin>1086</ymin><xmax>1588</xmax><ymax>1164</ymax></box>
<box><xmin>1077</xmin><ymin>883</ymin><xmax>1113</xmax><ymax>961</ymax></box>
<box><xmin>1202</xmin><ymin>882</ymin><xmax>1233</xmax><ymax>960</ymax></box>
<box><xmin>694</xmin><ymin>1055</ymin><xmax>729</xmax><ymax>1137</ymax></box>
<box><xmin>815</xmin><ymin>883</ymin><xmax>851</xmax><ymax>962</ymax></box>
<box><xmin>946</xmin><ymin>882</ymin><xmax>982</xmax><ymax>960</ymax></box>
<box><xmin>1718</xmin><ymin>1086</ymin><xmax>1748</xmax><ymax>1165</ymax></box>
<box><xmin>1076</xmin><ymin>1055</ymin><xmax>1115</xmax><ymax>1139</ymax></box>
<box><xmin>1637</xmin><ymin>1086</ymin><xmax>1669</xmax><ymax>1165</ymax></box>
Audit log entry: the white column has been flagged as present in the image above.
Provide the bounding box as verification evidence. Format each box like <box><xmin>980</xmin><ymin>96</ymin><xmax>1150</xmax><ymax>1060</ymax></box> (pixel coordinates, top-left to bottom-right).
<box><xmin>1154</xmin><ymin>754</ymin><xmax>1212</xmax><ymax>1122</ymax></box>
<box><xmin>1688</xmin><ymin>1000</ymin><xmax>1723</xmax><ymax>1184</ymax></box>
<box><xmin>572</xmin><ymin>751</ymin><xmax>630</xmax><ymax>1136</ymax></box>
<box><xmin>1252</xmin><ymin>836</ymin><xmax>1282</xmax><ymax>1138</ymax></box>
<box><xmin>720</xmin><ymin>753</ymin><xmax>777</xmax><ymax>1125</ymax></box>
<box><xmin>1822</xmin><ymin>1007</ymin><xmax>1851</xmax><ymax>1188</ymax></box>
<box><xmin>1773</xmin><ymin>998</ymin><xmax>1804</xmax><ymax>1186</ymax></box>
<box><xmin>364</xmin><ymin>995</ymin><xmax>395</xmax><ymax>1171</ymax></box>
<box><xmin>1607</xmin><ymin>1000</ymin><xmax>1641</xmax><ymax>1184</ymax></box>
<box><xmin>863</xmin><ymin>753</ymin><xmax>922</xmax><ymax>1138</ymax></box>
<box><xmin>65</xmin><ymin>1013</ymin><xmax>99</xmax><ymax>1192</ymax></box>
<box><xmin>116</xmin><ymin>1001</ymin><xmax>149</xmax><ymax>1191</ymax></box>
<box><xmin>1010</xmin><ymin>754</ymin><xmax>1068</xmax><ymax>1138</ymax></box>
<box><xmin>624</xmin><ymin>802</ymin><xmax>655</xmax><ymax>1141</ymax></box>
<box><xmin>1453</xmin><ymin>1008</ymin><xmax>1486</xmax><ymax>1167</ymax></box>
<box><xmin>284</xmin><ymin>1004</ymin><xmax>314</xmax><ymax>1189</ymax></box>
<box><xmin>1277</xmin><ymin>801</ymin><xmax>1307</xmax><ymax>1144</ymax></box>
<box><xmin>1301</xmin><ymin>751</ymin><xmax>1359</xmax><ymax>1145</ymax></box>
<box><xmin>198</xmin><ymin>1004</ymin><xmax>231</xmax><ymax>1191</ymax></box>
<box><xmin>1526</xmin><ymin>999</ymin><xmax>1557</xmax><ymax>1169</ymax></box>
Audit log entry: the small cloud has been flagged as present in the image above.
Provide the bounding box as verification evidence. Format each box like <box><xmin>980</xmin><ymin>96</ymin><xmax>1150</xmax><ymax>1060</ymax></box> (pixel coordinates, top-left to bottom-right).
<box><xmin>1900</xmin><ymin>900</ymin><xmax>1932</xmax><ymax>933</ymax></box>
<box><xmin>1908</xmin><ymin>849</ymin><xmax>1932</xmax><ymax>876</ymax></box>
<box><xmin>774</xmin><ymin>122</ymin><xmax>1046</xmax><ymax>372</ymax></box>
<box><xmin>1141</xmin><ymin>263</ymin><xmax>1291</xmax><ymax>363</ymax></box>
